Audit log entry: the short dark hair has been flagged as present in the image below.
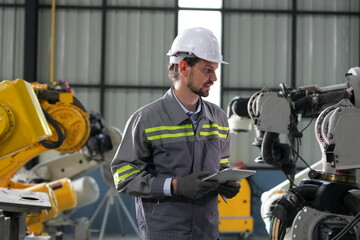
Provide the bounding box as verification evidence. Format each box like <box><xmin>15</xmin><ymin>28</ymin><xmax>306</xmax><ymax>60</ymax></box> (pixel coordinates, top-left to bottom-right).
<box><xmin>168</xmin><ymin>57</ymin><xmax>201</xmax><ymax>83</ymax></box>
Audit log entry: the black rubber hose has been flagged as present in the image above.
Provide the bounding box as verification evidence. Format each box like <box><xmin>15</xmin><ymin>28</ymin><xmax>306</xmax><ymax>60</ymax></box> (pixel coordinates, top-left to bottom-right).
<box><xmin>261</xmin><ymin>131</ymin><xmax>281</xmax><ymax>166</ymax></box>
<box><xmin>291</xmin><ymin>184</ymin><xmax>320</xmax><ymax>201</ymax></box>
<box><xmin>272</xmin><ymin>184</ymin><xmax>320</xmax><ymax>228</ymax></box>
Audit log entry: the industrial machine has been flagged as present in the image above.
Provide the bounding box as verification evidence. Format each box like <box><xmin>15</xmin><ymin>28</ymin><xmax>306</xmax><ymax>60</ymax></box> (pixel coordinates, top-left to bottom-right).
<box><xmin>0</xmin><ymin>79</ymin><xmax>53</xmax><ymax>240</ymax></box>
<box><xmin>217</xmin><ymin>98</ymin><xmax>254</xmax><ymax>238</ymax></box>
<box><xmin>0</xmin><ymin>79</ymin><xmax>119</xmax><ymax>239</ymax></box>
<box><xmin>2</xmin><ymin>79</ymin><xmax>94</xmax><ymax>237</ymax></box>
<box><xmin>218</xmin><ymin>178</ymin><xmax>253</xmax><ymax>238</ymax></box>
<box><xmin>0</xmin><ymin>79</ymin><xmax>52</xmax><ymax>160</ymax></box>
<box><xmin>228</xmin><ymin>67</ymin><xmax>360</xmax><ymax>240</ymax></box>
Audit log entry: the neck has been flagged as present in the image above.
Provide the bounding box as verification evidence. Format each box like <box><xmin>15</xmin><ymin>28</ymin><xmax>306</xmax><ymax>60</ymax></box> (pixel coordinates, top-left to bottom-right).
<box><xmin>173</xmin><ymin>85</ymin><xmax>199</xmax><ymax>112</ymax></box>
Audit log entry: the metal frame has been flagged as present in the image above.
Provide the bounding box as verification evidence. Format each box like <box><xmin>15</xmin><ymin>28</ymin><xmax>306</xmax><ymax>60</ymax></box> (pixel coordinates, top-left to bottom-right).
<box><xmin>24</xmin><ymin>0</ymin><xmax>39</xmax><ymax>83</ymax></box>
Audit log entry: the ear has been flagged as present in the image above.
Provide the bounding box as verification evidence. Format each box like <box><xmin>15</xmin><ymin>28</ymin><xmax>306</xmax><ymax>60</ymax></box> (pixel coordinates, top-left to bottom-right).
<box><xmin>179</xmin><ymin>60</ymin><xmax>189</xmax><ymax>77</ymax></box>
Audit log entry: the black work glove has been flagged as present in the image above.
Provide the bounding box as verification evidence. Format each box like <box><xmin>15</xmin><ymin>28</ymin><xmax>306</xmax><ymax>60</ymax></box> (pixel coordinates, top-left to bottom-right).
<box><xmin>217</xmin><ymin>181</ymin><xmax>241</xmax><ymax>199</ymax></box>
<box><xmin>176</xmin><ymin>172</ymin><xmax>219</xmax><ymax>199</ymax></box>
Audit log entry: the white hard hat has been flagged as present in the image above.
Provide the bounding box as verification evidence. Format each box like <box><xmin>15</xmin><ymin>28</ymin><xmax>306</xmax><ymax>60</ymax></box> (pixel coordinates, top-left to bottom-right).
<box><xmin>167</xmin><ymin>27</ymin><xmax>228</xmax><ymax>64</ymax></box>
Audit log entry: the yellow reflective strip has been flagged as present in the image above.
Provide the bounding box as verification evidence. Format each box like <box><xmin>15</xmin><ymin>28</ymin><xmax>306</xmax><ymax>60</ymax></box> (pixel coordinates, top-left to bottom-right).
<box><xmin>199</xmin><ymin>131</ymin><xmax>227</xmax><ymax>139</ymax></box>
<box><xmin>220</xmin><ymin>158</ymin><xmax>229</xmax><ymax>164</ymax></box>
<box><xmin>145</xmin><ymin>124</ymin><xmax>193</xmax><ymax>133</ymax></box>
<box><xmin>202</xmin><ymin>124</ymin><xmax>229</xmax><ymax>131</ymax></box>
<box><xmin>147</xmin><ymin>131</ymin><xmax>194</xmax><ymax>140</ymax></box>
<box><xmin>202</xmin><ymin>124</ymin><xmax>216</xmax><ymax>128</ymax></box>
<box><xmin>115</xmin><ymin>165</ymin><xmax>134</xmax><ymax>175</ymax></box>
<box><xmin>115</xmin><ymin>170</ymin><xmax>141</xmax><ymax>184</ymax></box>
<box><xmin>218</xmin><ymin>126</ymin><xmax>229</xmax><ymax>131</ymax></box>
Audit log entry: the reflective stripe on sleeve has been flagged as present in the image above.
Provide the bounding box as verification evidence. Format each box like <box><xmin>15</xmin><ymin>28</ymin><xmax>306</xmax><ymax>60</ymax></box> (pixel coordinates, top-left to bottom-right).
<box><xmin>220</xmin><ymin>158</ymin><xmax>230</xmax><ymax>164</ymax></box>
<box><xmin>113</xmin><ymin>165</ymin><xmax>141</xmax><ymax>185</ymax></box>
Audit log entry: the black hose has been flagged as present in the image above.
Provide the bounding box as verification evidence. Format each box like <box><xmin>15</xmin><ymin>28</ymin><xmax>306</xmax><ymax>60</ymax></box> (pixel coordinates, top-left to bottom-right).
<box><xmin>271</xmin><ymin>184</ymin><xmax>320</xmax><ymax>240</ymax></box>
<box><xmin>39</xmin><ymin>108</ymin><xmax>66</xmax><ymax>149</ymax></box>
<box><xmin>272</xmin><ymin>184</ymin><xmax>320</xmax><ymax>227</ymax></box>
<box><xmin>261</xmin><ymin>131</ymin><xmax>280</xmax><ymax>166</ymax></box>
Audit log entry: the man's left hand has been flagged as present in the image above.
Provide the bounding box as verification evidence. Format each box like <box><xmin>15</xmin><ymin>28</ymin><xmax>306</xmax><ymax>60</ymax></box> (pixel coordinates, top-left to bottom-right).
<box><xmin>217</xmin><ymin>181</ymin><xmax>241</xmax><ymax>199</ymax></box>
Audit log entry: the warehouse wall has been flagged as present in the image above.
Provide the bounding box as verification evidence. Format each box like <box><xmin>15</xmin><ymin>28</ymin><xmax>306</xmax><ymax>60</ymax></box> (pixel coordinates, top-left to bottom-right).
<box><xmin>0</xmin><ymin>0</ymin><xmax>359</xmax><ymax>238</ymax></box>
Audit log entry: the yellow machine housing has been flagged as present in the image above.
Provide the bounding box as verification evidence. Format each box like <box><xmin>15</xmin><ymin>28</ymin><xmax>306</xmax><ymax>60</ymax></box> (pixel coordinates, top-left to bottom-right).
<box><xmin>9</xmin><ymin>177</ymin><xmax>78</xmax><ymax>235</ymax></box>
<box><xmin>0</xmin><ymin>79</ymin><xmax>51</xmax><ymax>159</ymax></box>
<box><xmin>40</xmin><ymin>93</ymin><xmax>90</xmax><ymax>152</ymax></box>
<box><xmin>218</xmin><ymin>178</ymin><xmax>253</xmax><ymax>234</ymax></box>
<box><xmin>0</xmin><ymin>79</ymin><xmax>91</xmax><ymax>237</ymax></box>
<box><xmin>0</xmin><ymin>89</ymin><xmax>90</xmax><ymax>188</ymax></box>
<box><xmin>48</xmin><ymin>178</ymin><xmax>77</xmax><ymax>212</ymax></box>
<box><xmin>25</xmin><ymin>182</ymin><xmax>60</xmax><ymax>225</ymax></box>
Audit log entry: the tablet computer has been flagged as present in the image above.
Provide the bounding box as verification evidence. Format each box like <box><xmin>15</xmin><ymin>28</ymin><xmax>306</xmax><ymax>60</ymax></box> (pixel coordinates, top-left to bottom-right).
<box><xmin>202</xmin><ymin>168</ymin><xmax>256</xmax><ymax>183</ymax></box>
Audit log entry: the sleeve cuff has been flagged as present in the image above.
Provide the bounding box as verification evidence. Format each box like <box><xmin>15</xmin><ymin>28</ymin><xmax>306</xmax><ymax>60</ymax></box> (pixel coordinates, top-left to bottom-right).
<box><xmin>163</xmin><ymin>178</ymin><xmax>173</xmax><ymax>196</ymax></box>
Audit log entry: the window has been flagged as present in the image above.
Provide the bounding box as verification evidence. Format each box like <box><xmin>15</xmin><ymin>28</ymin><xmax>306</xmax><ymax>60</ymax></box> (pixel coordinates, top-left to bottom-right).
<box><xmin>178</xmin><ymin>0</ymin><xmax>223</xmax><ymax>106</ymax></box>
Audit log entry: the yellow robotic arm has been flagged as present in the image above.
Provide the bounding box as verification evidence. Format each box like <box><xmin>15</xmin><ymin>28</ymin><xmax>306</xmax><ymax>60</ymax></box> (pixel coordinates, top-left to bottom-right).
<box><xmin>0</xmin><ymin>79</ymin><xmax>95</xmax><ymax>237</ymax></box>
<box><xmin>0</xmin><ymin>80</ymin><xmax>90</xmax><ymax>188</ymax></box>
<box><xmin>0</xmin><ymin>79</ymin><xmax>51</xmax><ymax>160</ymax></box>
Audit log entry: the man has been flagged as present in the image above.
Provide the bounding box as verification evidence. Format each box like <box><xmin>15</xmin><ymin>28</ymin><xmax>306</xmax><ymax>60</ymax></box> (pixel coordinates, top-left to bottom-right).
<box><xmin>111</xmin><ymin>27</ymin><xmax>240</xmax><ymax>240</ymax></box>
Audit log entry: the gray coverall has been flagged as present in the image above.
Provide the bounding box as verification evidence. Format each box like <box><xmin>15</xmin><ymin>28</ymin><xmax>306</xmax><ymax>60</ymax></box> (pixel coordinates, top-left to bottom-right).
<box><xmin>111</xmin><ymin>88</ymin><xmax>231</xmax><ymax>240</ymax></box>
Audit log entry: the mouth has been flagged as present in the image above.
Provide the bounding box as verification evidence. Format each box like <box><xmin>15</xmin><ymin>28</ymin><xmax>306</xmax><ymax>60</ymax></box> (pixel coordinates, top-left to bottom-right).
<box><xmin>204</xmin><ymin>82</ymin><xmax>213</xmax><ymax>89</ymax></box>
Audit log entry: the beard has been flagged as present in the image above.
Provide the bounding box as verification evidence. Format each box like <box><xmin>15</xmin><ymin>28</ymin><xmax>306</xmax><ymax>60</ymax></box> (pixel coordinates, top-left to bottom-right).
<box><xmin>191</xmin><ymin>86</ymin><xmax>209</xmax><ymax>97</ymax></box>
<box><xmin>187</xmin><ymin>72</ymin><xmax>212</xmax><ymax>97</ymax></box>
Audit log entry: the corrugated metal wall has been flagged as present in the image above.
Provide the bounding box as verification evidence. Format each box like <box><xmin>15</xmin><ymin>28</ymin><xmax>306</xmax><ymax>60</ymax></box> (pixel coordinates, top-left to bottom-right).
<box><xmin>37</xmin><ymin>8</ymin><xmax>103</xmax><ymax>85</ymax></box>
<box><xmin>104</xmin><ymin>10</ymin><xmax>175</xmax><ymax>87</ymax></box>
<box><xmin>297</xmin><ymin>15</ymin><xmax>359</xmax><ymax>86</ymax></box>
<box><xmin>0</xmin><ymin>2</ymin><xmax>24</xmax><ymax>80</ymax></box>
<box><xmin>223</xmin><ymin>14</ymin><xmax>291</xmax><ymax>89</ymax></box>
<box><xmin>0</xmin><ymin>0</ymin><xmax>359</xmax><ymax>168</ymax></box>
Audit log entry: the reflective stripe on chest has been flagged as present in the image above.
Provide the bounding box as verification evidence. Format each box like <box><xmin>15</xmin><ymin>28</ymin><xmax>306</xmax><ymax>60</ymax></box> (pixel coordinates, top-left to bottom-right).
<box><xmin>199</xmin><ymin>124</ymin><xmax>229</xmax><ymax>139</ymax></box>
<box><xmin>145</xmin><ymin>124</ymin><xmax>194</xmax><ymax>140</ymax></box>
<box><xmin>145</xmin><ymin>123</ymin><xmax>229</xmax><ymax>141</ymax></box>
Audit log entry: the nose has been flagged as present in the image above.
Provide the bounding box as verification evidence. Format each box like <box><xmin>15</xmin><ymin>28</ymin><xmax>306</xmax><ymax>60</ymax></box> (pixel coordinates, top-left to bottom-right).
<box><xmin>209</xmin><ymin>72</ymin><xmax>217</xmax><ymax>82</ymax></box>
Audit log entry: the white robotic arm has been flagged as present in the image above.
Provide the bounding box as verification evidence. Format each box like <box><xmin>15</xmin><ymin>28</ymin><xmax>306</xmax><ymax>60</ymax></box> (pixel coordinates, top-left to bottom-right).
<box><xmin>315</xmin><ymin>99</ymin><xmax>360</xmax><ymax>175</ymax></box>
<box><xmin>248</xmin><ymin>89</ymin><xmax>291</xmax><ymax>135</ymax></box>
<box><xmin>242</xmin><ymin>68</ymin><xmax>360</xmax><ymax>176</ymax></box>
<box><xmin>258</xmin><ymin>67</ymin><xmax>360</xmax><ymax>240</ymax></box>
<box><xmin>225</xmin><ymin>66</ymin><xmax>360</xmax><ymax>239</ymax></box>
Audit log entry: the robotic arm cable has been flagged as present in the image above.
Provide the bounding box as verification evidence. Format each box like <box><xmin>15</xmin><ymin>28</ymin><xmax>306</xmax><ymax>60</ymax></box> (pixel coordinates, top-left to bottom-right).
<box><xmin>39</xmin><ymin>107</ymin><xmax>66</xmax><ymax>149</ymax></box>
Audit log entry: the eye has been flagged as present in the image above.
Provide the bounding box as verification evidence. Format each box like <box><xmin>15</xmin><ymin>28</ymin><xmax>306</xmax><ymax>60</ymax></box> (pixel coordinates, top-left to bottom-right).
<box><xmin>203</xmin><ymin>68</ymin><xmax>213</xmax><ymax>74</ymax></box>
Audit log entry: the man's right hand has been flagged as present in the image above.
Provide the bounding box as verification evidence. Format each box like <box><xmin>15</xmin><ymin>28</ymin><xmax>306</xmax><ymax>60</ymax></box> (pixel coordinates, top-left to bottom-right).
<box><xmin>173</xmin><ymin>172</ymin><xmax>219</xmax><ymax>199</ymax></box>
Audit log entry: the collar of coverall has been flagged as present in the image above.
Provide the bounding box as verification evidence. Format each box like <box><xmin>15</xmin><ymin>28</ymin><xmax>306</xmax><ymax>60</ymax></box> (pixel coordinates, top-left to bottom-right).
<box><xmin>171</xmin><ymin>87</ymin><xmax>202</xmax><ymax>115</ymax></box>
<box><xmin>162</xmin><ymin>87</ymin><xmax>214</xmax><ymax>125</ymax></box>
